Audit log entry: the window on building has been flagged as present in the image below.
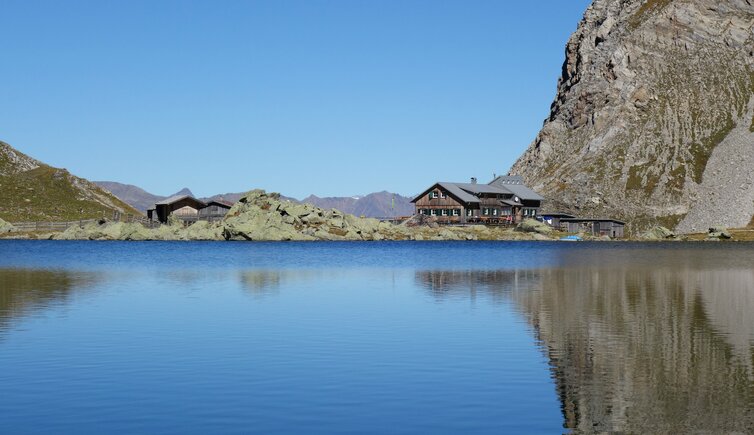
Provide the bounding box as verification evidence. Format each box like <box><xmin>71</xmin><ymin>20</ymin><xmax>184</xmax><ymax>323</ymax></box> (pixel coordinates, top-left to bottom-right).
<box><xmin>466</xmin><ymin>209</ymin><xmax>473</xmax><ymax>217</ymax></box>
<box><xmin>430</xmin><ymin>192</ymin><xmax>438</xmax><ymax>199</ymax></box>
<box><xmin>453</xmin><ymin>209</ymin><xmax>460</xmax><ymax>216</ymax></box>
<box><xmin>483</xmin><ymin>208</ymin><xmax>490</xmax><ymax>216</ymax></box>
<box><xmin>431</xmin><ymin>209</ymin><xmax>437</xmax><ymax>216</ymax></box>
<box><xmin>440</xmin><ymin>192</ymin><xmax>446</xmax><ymax>199</ymax></box>
<box><xmin>492</xmin><ymin>209</ymin><xmax>498</xmax><ymax>216</ymax></box>
<box><xmin>441</xmin><ymin>209</ymin><xmax>448</xmax><ymax>216</ymax></box>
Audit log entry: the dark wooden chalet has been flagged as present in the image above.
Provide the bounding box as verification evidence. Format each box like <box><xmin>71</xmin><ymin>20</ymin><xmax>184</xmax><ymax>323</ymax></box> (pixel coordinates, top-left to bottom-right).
<box><xmin>147</xmin><ymin>196</ymin><xmax>233</xmax><ymax>224</ymax></box>
<box><xmin>198</xmin><ymin>200</ymin><xmax>233</xmax><ymax>222</ymax></box>
<box><xmin>560</xmin><ymin>218</ymin><xmax>625</xmax><ymax>238</ymax></box>
<box><xmin>411</xmin><ymin>177</ymin><xmax>543</xmax><ymax>224</ymax></box>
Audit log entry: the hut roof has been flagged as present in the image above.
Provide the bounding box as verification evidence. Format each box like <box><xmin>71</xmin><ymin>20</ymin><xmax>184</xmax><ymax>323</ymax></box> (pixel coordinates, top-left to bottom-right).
<box><xmin>488</xmin><ymin>176</ymin><xmax>544</xmax><ymax>201</ymax></box>
<box><xmin>206</xmin><ymin>199</ymin><xmax>234</xmax><ymax>208</ymax></box>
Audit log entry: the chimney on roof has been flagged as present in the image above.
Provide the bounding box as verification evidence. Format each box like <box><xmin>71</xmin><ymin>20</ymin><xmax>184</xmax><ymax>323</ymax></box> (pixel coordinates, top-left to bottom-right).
<box><xmin>471</xmin><ymin>177</ymin><xmax>477</xmax><ymax>184</ymax></box>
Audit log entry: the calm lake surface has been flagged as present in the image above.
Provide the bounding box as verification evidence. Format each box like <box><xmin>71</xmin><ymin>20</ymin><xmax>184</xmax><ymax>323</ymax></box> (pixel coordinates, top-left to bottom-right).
<box><xmin>1</xmin><ymin>241</ymin><xmax>754</xmax><ymax>433</ymax></box>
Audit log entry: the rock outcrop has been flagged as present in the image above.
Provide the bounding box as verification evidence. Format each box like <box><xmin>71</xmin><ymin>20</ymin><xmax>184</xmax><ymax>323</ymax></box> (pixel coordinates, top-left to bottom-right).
<box><xmin>516</xmin><ymin>218</ymin><xmax>554</xmax><ymax>235</ymax></box>
<box><xmin>642</xmin><ymin>226</ymin><xmax>676</xmax><ymax>240</ymax></box>
<box><xmin>222</xmin><ymin>190</ymin><xmax>394</xmax><ymax>241</ymax></box>
<box><xmin>0</xmin><ymin>217</ymin><xmax>14</xmax><ymax>233</ymax></box>
<box><xmin>51</xmin><ymin>190</ymin><xmax>560</xmax><ymax>242</ymax></box>
<box><xmin>510</xmin><ymin>0</ymin><xmax>754</xmax><ymax>234</ymax></box>
<box><xmin>707</xmin><ymin>226</ymin><xmax>732</xmax><ymax>240</ymax></box>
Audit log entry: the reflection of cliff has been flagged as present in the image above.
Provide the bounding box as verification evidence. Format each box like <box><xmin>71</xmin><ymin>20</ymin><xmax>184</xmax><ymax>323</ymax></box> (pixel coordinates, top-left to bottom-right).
<box><xmin>0</xmin><ymin>269</ymin><xmax>100</xmax><ymax>333</ymax></box>
<box><xmin>516</xmin><ymin>267</ymin><xmax>754</xmax><ymax>432</ymax></box>
<box><xmin>418</xmin><ymin>267</ymin><xmax>754</xmax><ymax>432</ymax></box>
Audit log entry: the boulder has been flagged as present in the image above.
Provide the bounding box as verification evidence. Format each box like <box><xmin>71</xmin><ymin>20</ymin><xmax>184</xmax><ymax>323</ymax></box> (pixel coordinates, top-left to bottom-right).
<box><xmin>707</xmin><ymin>226</ymin><xmax>732</xmax><ymax>240</ymax></box>
<box><xmin>0</xmin><ymin>218</ymin><xmax>14</xmax><ymax>233</ymax></box>
<box><xmin>516</xmin><ymin>219</ymin><xmax>553</xmax><ymax>235</ymax></box>
<box><xmin>642</xmin><ymin>226</ymin><xmax>676</xmax><ymax>240</ymax></box>
<box><xmin>182</xmin><ymin>221</ymin><xmax>223</xmax><ymax>240</ymax></box>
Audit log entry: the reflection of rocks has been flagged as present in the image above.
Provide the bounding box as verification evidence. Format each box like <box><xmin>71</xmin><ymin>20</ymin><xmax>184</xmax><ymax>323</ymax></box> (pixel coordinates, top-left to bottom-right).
<box><xmin>0</xmin><ymin>269</ymin><xmax>100</xmax><ymax>333</ymax></box>
<box><xmin>415</xmin><ymin>270</ymin><xmax>540</xmax><ymax>303</ymax></box>
<box><xmin>238</xmin><ymin>269</ymin><xmax>324</xmax><ymax>297</ymax></box>
<box><xmin>238</xmin><ymin>271</ymin><xmax>282</xmax><ymax>297</ymax></box>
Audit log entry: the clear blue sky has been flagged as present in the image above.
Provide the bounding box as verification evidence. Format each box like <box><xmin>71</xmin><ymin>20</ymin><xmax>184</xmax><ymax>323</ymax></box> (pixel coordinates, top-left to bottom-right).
<box><xmin>2</xmin><ymin>0</ymin><xmax>590</xmax><ymax>199</ymax></box>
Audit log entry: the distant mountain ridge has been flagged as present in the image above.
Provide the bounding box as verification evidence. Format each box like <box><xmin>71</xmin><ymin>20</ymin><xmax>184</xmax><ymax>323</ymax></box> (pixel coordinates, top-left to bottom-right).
<box><xmin>301</xmin><ymin>191</ymin><xmax>414</xmax><ymax>217</ymax></box>
<box><xmin>0</xmin><ymin>141</ymin><xmax>141</xmax><ymax>222</ymax></box>
<box><xmin>95</xmin><ymin>182</ymin><xmax>195</xmax><ymax>212</ymax></box>
<box><xmin>96</xmin><ymin>181</ymin><xmax>413</xmax><ymax>218</ymax></box>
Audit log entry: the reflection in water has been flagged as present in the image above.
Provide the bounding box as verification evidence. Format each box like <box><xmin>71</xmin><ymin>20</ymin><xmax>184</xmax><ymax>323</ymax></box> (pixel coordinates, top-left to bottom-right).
<box><xmin>0</xmin><ymin>269</ymin><xmax>100</xmax><ymax>333</ymax></box>
<box><xmin>417</xmin><ymin>266</ymin><xmax>754</xmax><ymax>432</ymax></box>
<box><xmin>238</xmin><ymin>270</ymin><xmax>283</xmax><ymax>298</ymax></box>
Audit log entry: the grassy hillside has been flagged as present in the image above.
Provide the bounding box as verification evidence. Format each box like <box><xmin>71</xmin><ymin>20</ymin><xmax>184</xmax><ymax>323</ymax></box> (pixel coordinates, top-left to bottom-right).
<box><xmin>0</xmin><ymin>142</ymin><xmax>141</xmax><ymax>222</ymax></box>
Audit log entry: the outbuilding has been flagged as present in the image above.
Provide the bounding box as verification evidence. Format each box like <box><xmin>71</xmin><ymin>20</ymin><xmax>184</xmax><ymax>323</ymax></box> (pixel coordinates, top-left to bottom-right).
<box><xmin>147</xmin><ymin>195</ymin><xmax>207</xmax><ymax>224</ymax></box>
<box><xmin>560</xmin><ymin>218</ymin><xmax>625</xmax><ymax>238</ymax></box>
<box><xmin>541</xmin><ymin>213</ymin><xmax>576</xmax><ymax>230</ymax></box>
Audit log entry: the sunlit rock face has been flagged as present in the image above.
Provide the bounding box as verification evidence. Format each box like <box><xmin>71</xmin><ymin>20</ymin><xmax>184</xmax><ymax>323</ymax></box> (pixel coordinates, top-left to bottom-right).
<box><xmin>511</xmin><ymin>0</ymin><xmax>754</xmax><ymax>233</ymax></box>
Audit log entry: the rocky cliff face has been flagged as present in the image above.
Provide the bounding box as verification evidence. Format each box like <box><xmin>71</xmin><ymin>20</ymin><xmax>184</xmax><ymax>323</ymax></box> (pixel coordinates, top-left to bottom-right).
<box><xmin>511</xmin><ymin>0</ymin><xmax>754</xmax><ymax>233</ymax></box>
<box><xmin>0</xmin><ymin>141</ymin><xmax>141</xmax><ymax>221</ymax></box>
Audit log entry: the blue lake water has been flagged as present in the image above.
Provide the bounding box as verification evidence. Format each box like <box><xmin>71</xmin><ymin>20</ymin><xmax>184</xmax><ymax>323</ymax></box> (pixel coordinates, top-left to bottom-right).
<box><xmin>1</xmin><ymin>241</ymin><xmax>754</xmax><ymax>433</ymax></box>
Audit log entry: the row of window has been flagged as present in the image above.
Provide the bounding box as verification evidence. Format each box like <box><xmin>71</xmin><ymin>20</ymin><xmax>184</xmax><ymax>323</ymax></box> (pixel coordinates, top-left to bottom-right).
<box><xmin>418</xmin><ymin>208</ymin><xmax>539</xmax><ymax>218</ymax></box>
<box><xmin>482</xmin><ymin>208</ymin><xmax>513</xmax><ymax>217</ymax></box>
<box><xmin>428</xmin><ymin>191</ymin><xmax>446</xmax><ymax>199</ymax></box>
<box><xmin>418</xmin><ymin>209</ymin><xmax>460</xmax><ymax>217</ymax></box>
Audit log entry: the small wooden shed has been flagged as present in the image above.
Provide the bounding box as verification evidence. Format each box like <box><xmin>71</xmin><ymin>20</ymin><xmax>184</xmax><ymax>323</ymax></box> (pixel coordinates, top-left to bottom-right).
<box><xmin>148</xmin><ymin>195</ymin><xmax>207</xmax><ymax>224</ymax></box>
<box><xmin>561</xmin><ymin>218</ymin><xmax>625</xmax><ymax>238</ymax></box>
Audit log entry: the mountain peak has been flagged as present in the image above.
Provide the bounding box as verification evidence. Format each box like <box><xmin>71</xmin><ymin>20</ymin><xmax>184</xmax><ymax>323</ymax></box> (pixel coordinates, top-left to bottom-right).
<box><xmin>172</xmin><ymin>188</ymin><xmax>194</xmax><ymax>197</ymax></box>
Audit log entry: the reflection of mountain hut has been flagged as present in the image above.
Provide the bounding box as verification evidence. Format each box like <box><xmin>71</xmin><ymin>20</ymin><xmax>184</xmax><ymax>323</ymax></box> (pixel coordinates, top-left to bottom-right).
<box><xmin>147</xmin><ymin>195</ymin><xmax>232</xmax><ymax>224</ymax></box>
<box><xmin>561</xmin><ymin>218</ymin><xmax>625</xmax><ymax>238</ymax></box>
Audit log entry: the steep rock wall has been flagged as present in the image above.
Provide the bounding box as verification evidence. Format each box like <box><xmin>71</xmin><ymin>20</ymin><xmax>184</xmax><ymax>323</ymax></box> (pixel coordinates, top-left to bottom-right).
<box><xmin>511</xmin><ymin>0</ymin><xmax>754</xmax><ymax>233</ymax></box>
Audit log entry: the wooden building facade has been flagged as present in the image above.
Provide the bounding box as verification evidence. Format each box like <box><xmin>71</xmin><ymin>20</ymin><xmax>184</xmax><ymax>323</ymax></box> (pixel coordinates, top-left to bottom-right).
<box><xmin>560</xmin><ymin>218</ymin><xmax>625</xmax><ymax>238</ymax></box>
<box><xmin>198</xmin><ymin>200</ymin><xmax>233</xmax><ymax>222</ymax></box>
<box><xmin>147</xmin><ymin>196</ymin><xmax>233</xmax><ymax>224</ymax></box>
<box><xmin>411</xmin><ymin>177</ymin><xmax>543</xmax><ymax>225</ymax></box>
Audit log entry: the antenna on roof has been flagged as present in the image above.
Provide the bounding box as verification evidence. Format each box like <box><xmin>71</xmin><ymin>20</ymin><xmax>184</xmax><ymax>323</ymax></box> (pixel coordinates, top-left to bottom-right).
<box><xmin>493</xmin><ymin>173</ymin><xmax>496</xmax><ymax>179</ymax></box>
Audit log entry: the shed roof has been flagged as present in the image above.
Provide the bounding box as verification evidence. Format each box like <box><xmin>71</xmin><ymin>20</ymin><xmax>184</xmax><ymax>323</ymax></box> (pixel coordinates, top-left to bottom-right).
<box><xmin>561</xmin><ymin>218</ymin><xmax>626</xmax><ymax>225</ymax></box>
<box><xmin>206</xmin><ymin>199</ymin><xmax>234</xmax><ymax>208</ymax></box>
<box><xmin>542</xmin><ymin>212</ymin><xmax>576</xmax><ymax>218</ymax></box>
<box><xmin>412</xmin><ymin>182</ymin><xmax>476</xmax><ymax>204</ymax></box>
<box><xmin>488</xmin><ymin>176</ymin><xmax>544</xmax><ymax>201</ymax></box>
